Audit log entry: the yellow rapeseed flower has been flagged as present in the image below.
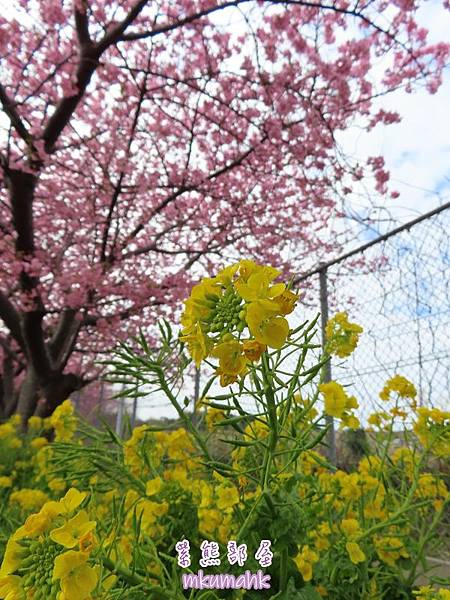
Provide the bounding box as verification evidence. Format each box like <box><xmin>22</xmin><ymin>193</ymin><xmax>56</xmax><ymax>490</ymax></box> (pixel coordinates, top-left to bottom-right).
<box><xmin>52</xmin><ymin>550</ymin><xmax>98</xmax><ymax>600</ymax></box>
<box><xmin>319</xmin><ymin>382</ymin><xmax>347</xmax><ymax>418</ymax></box>
<box><xmin>294</xmin><ymin>546</ymin><xmax>319</xmax><ymax>582</ymax></box>
<box><xmin>146</xmin><ymin>477</ymin><xmax>163</xmax><ymax>497</ymax></box>
<box><xmin>346</xmin><ymin>541</ymin><xmax>366</xmax><ymax>564</ymax></box>
<box><xmin>50</xmin><ymin>510</ymin><xmax>97</xmax><ymax>549</ymax></box>
<box><xmin>325</xmin><ymin>312</ymin><xmax>363</xmax><ymax>358</ymax></box>
<box><xmin>246</xmin><ymin>300</ymin><xmax>289</xmax><ymax>349</ymax></box>
<box><xmin>379</xmin><ymin>374</ymin><xmax>417</xmax><ymax>401</ymax></box>
<box><xmin>216</xmin><ymin>485</ymin><xmax>239</xmax><ymax>510</ymax></box>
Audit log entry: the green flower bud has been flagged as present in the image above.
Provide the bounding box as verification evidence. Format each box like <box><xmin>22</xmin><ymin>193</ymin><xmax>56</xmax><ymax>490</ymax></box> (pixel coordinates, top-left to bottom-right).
<box><xmin>23</xmin><ymin>574</ymin><xmax>35</xmax><ymax>587</ymax></box>
<box><xmin>20</xmin><ymin>556</ymin><xmax>35</xmax><ymax>568</ymax></box>
<box><xmin>205</xmin><ymin>293</ymin><xmax>219</xmax><ymax>302</ymax></box>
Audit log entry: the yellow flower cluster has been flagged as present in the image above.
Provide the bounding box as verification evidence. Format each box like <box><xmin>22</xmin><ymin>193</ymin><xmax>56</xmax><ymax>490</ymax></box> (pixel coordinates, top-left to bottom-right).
<box><xmin>325</xmin><ymin>312</ymin><xmax>363</xmax><ymax>358</ymax></box>
<box><xmin>203</xmin><ymin>404</ymin><xmax>225</xmax><ymax>431</ymax></box>
<box><xmin>9</xmin><ymin>489</ymin><xmax>50</xmax><ymax>513</ymax></box>
<box><xmin>0</xmin><ymin>391</ymin><xmax>447</xmax><ymax>599</ymax></box>
<box><xmin>0</xmin><ymin>489</ymin><xmax>98</xmax><ymax>600</ymax></box>
<box><xmin>414</xmin><ymin>406</ymin><xmax>450</xmax><ymax>457</ymax></box>
<box><xmin>379</xmin><ymin>374</ymin><xmax>417</xmax><ymax>401</ymax></box>
<box><xmin>0</xmin><ymin>421</ymin><xmax>22</xmax><ymax>449</ymax></box>
<box><xmin>49</xmin><ymin>400</ymin><xmax>77</xmax><ymax>442</ymax></box>
<box><xmin>319</xmin><ymin>381</ymin><xmax>360</xmax><ymax>429</ymax></box>
<box><xmin>415</xmin><ymin>587</ymin><xmax>450</xmax><ymax>600</ymax></box>
<box><xmin>180</xmin><ymin>259</ymin><xmax>298</xmax><ymax>385</ymax></box>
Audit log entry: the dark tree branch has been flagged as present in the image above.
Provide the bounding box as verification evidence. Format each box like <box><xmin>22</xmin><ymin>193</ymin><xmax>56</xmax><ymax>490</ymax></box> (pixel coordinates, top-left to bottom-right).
<box><xmin>0</xmin><ymin>291</ymin><xmax>25</xmax><ymax>349</ymax></box>
<box><xmin>42</xmin><ymin>1</ymin><xmax>150</xmax><ymax>154</ymax></box>
<box><xmin>120</xmin><ymin>1</ymin><xmax>245</xmax><ymax>41</ymax></box>
<box><xmin>74</xmin><ymin>3</ymin><xmax>92</xmax><ymax>46</ymax></box>
<box><xmin>0</xmin><ymin>83</ymin><xmax>33</xmax><ymax>147</ymax></box>
<box><xmin>97</xmin><ymin>0</ymin><xmax>149</xmax><ymax>52</ymax></box>
<box><xmin>48</xmin><ymin>308</ymin><xmax>77</xmax><ymax>362</ymax></box>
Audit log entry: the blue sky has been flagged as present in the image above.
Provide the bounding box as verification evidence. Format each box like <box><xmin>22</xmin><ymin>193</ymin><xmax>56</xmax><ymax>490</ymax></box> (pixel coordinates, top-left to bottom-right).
<box><xmin>337</xmin><ymin>0</ymin><xmax>450</xmax><ymax>230</ymax></box>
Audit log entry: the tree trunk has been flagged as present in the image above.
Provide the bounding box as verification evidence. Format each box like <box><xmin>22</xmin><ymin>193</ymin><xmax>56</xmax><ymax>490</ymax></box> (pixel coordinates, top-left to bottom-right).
<box><xmin>15</xmin><ymin>368</ymin><xmax>40</xmax><ymax>423</ymax></box>
<box><xmin>36</xmin><ymin>373</ymin><xmax>83</xmax><ymax>418</ymax></box>
<box><xmin>12</xmin><ymin>367</ymin><xmax>83</xmax><ymax>422</ymax></box>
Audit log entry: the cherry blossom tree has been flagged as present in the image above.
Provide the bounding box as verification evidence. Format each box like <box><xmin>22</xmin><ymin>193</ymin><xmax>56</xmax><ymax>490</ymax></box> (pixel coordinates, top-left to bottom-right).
<box><xmin>0</xmin><ymin>0</ymin><xmax>448</xmax><ymax>421</ymax></box>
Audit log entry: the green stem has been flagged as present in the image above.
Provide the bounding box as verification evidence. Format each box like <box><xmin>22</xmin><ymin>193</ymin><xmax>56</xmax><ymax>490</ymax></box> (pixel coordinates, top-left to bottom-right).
<box><xmin>100</xmin><ymin>555</ymin><xmax>178</xmax><ymax>599</ymax></box>
<box><xmin>279</xmin><ymin>547</ymin><xmax>288</xmax><ymax>592</ymax></box>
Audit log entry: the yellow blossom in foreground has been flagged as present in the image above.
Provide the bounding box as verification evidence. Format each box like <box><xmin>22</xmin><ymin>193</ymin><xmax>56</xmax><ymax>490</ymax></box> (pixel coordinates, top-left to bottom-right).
<box><xmin>246</xmin><ymin>299</ymin><xmax>289</xmax><ymax>349</ymax></box>
<box><xmin>50</xmin><ymin>510</ymin><xmax>96</xmax><ymax>549</ymax></box>
<box><xmin>58</xmin><ymin>488</ymin><xmax>87</xmax><ymax>514</ymax></box>
<box><xmin>0</xmin><ymin>538</ymin><xmax>25</xmax><ymax>577</ymax></box>
<box><xmin>211</xmin><ymin>340</ymin><xmax>247</xmax><ymax>378</ymax></box>
<box><xmin>275</xmin><ymin>289</ymin><xmax>299</xmax><ymax>315</ymax></box>
<box><xmin>53</xmin><ymin>550</ymin><xmax>98</xmax><ymax>600</ymax></box>
<box><xmin>0</xmin><ymin>574</ymin><xmax>25</xmax><ymax>600</ymax></box>
<box><xmin>180</xmin><ymin>322</ymin><xmax>211</xmax><ymax>368</ymax></box>
<box><xmin>13</xmin><ymin>502</ymin><xmax>63</xmax><ymax>541</ymax></box>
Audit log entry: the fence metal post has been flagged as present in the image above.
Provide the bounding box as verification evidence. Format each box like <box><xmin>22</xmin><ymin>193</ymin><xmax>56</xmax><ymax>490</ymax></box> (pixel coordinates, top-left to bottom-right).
<box><xmin>319</xmin><ymin>266</ymin><xmax>336</xmax><ymax>466</ymax></box>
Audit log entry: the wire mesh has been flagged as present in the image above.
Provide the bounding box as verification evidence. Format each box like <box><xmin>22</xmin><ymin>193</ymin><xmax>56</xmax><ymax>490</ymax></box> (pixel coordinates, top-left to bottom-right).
<box><xmin>290</xmin><ymin>203</ymin><xmax>450</xmax><ymax>422</ymax></box>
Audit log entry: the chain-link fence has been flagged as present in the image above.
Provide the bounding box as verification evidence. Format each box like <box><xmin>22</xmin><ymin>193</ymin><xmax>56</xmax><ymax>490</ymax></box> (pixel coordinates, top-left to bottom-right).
<box><xmin>291</xmin><ymin>200</ymin><xmax>450</xmax><ymax>425</ymax></box>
